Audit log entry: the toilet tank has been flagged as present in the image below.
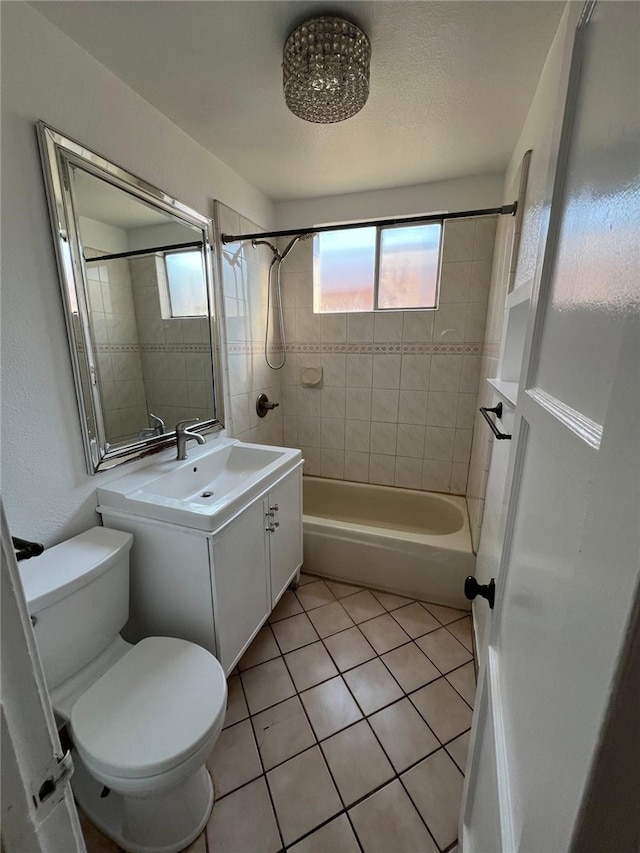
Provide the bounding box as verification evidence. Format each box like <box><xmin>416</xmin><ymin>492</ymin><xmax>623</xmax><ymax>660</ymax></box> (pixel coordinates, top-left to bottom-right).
<box><xmin>19</xmin><ymin>527</ymin><xmax>133</xmax><ymax>692</ymax></box>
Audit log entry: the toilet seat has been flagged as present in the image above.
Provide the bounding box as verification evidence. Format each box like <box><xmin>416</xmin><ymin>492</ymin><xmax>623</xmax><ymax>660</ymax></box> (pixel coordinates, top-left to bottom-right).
<box><xmin>71</xmin><ymin>636</ymin><xmax>226</xmax><ymax>781</ymax></box>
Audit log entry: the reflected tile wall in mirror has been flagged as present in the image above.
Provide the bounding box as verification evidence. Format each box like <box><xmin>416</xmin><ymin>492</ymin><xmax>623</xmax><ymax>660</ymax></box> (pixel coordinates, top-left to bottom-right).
<box><xmin>85</xmin><ymin>246</ymin><xmax>214</xmax><ymax>446</ymax></box>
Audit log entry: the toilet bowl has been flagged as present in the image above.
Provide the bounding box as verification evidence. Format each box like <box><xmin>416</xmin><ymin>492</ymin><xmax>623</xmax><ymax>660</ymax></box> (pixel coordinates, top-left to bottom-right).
<box><xmin>68</xmin><ymin>636</ymin><xmax>226</xmax><ymax>853</ymax></box>
<box><xmin>19</xmin><ymin>527</ymin><xmax>227</xmax><ymax>853</ymax></box>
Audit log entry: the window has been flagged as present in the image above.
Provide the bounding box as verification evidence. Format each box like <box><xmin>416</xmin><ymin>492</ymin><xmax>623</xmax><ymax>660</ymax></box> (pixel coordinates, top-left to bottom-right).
<box><xmin>161</xmin><ymin>249</ymin><xmax>207</xmax><ymax>318</ymax></box>
<box><xmin>313</xmin><ymin>221</ymin><xmax>442</xmax><ymax>313</ymax></box>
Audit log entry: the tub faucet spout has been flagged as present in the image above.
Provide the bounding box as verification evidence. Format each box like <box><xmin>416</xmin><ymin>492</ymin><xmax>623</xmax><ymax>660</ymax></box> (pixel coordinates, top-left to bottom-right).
<box><xmin>175</xmin><ymin>419</ymin><xmax>206</xmax><ymax>460</ymax></box>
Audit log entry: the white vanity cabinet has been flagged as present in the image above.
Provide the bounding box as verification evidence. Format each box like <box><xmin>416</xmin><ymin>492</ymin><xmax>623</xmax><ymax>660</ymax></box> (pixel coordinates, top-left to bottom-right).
<box><xmin>208</xmin><ymin>497</ymin><xmax>271</xmax><ymax>673</ymax></box>
<box><xmin>266</xmin><ymin>468</ymin><xmax>303</xmax><ymax>607</ymax></box>
<box><xmin>98</xmin><ymin>462</ymin><xmax>303</xmax><ymax>675</ymax></box>
<box><xmin>210</xmin><ymin>467</ymin><xmax>302</xmax><ymax>670</ymax></box>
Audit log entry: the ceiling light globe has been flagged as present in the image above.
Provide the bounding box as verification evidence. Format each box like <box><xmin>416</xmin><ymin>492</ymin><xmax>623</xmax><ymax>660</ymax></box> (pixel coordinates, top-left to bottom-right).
<box><xmin>283</xmin><ymin>16</ymin><xmax>371</xmax><ymax>124</ymax></box>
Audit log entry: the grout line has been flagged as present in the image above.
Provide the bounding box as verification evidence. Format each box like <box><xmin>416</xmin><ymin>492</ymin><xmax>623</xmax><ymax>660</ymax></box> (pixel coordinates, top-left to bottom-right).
<box><xmin>283</xmin><ymin>812</ymin><xmax>349</xmax><ymax>850</ymax></box>
<box><xmin>344</xmin><ymin>811</ymin><xmax>367</xmax><ymax>853</ymax></box>
<box><xmin>214</xmin><ymin>580</ymin><xmax>476</xmax><ymax>852</ymax></box>
<box><xmin>444</xmin><ymin>674</ymin><xmax>476</xmax><ymax>712</ymax></box>
<box><xmin>292</xmin><ymin>636</ymin><xmax>454</xmax><ymax>847</ymax></box>
<box><xmin>444</xmin><ymin>727</ymin><xmax>473</xmax><ymax>774</ymax></box>
<box><xmin>376</xmin><ymin>639</ymin><xmax>441</xmax><ymax>693</ymax></box>
<box><xmin>263</xmin><ymin>602</ymin><xmax>441</xmax><ymax>850</ymax></box>
<box><xmin>307</xmin><ymin>573</ymin><xmax>470</xmax><ymax>625</ymax></box>
<box><xmin>274</xmin><ymin>636</ymin><xmax>354</xmax><ymax>849</ymax></box>
<box><xmin>232</xmin><ymin>661</ymin><xmax>287</xmax><ymax>852</ymax></box>
<box><xmin>236</xmin><ymin>622</ymin><xmax>280</xmax><ymax>672</ymax></box>
<box><xmin>239</xmin><ymin>625</ymin><xmax>474</xmax><ymax>717</ymax></box>
<box><xmin>397</xmin><ymin>771</ymin><xmax>446</xmax><ymax>853</ymax></box>
<box><xmin>443</xmin><ymin>615</ymin><xmax>474</xmax><ymax>649</ymax></box>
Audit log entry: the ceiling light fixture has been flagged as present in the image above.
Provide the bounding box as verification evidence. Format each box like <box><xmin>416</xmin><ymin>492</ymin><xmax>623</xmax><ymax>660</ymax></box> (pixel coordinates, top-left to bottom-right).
<box><xmin>283</xmin><ymin>16</ymin><xmax>371</xmax><ymax>124</ymax></box>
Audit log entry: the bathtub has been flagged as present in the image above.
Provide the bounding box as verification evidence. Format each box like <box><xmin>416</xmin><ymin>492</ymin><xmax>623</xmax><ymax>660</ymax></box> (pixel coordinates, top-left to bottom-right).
<box><xmin>302</xmin><ymin>477</ymin><xmax>475</xmax><ymax>610</ymax></box>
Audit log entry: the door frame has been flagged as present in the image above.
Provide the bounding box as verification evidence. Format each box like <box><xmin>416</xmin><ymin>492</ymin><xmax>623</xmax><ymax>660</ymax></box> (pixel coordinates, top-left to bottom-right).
<box><xmin>1</xmin><ymin>500</ymin><xmax>85</xmax><ymax>852</ymax></box>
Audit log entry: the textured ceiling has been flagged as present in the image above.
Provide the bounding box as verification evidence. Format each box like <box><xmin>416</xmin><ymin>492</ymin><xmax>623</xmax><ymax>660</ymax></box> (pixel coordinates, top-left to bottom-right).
<box><xmin>33</xmin><ymin>1</ymin><xmax>565</xmax><ymax>202</ymax></box>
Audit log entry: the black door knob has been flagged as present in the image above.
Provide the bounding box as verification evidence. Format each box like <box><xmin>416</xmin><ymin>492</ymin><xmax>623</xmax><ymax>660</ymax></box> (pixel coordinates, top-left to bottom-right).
<box><xmin>464</xmin><ymin>576</ymin><xmax>496</xmax><ymax>609</ymax></box>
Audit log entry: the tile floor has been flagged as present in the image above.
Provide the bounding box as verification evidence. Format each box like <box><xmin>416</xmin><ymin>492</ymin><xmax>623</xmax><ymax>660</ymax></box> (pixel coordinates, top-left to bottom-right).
<box><xmin>82</xmin><ymin>575</ymin><xmax>476</xmax><ymax>853</ymax></box>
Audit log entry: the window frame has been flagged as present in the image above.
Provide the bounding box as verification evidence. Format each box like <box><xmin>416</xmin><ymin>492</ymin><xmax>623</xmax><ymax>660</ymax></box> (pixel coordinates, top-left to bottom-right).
<box><xmin>313</xmin><ymin>218</ymin><xmax>444</xmax><ymax>314</ymax></box>
<box><xmin>161</xmin><ymin>246</ymin><xmax>208</xmax><ymax>319</ymax></box>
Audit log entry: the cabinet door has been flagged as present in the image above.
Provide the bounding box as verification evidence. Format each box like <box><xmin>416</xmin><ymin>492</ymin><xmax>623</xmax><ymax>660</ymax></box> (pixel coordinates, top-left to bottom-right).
<box><xmin>211</xmin><ymin>499</ymin><xmax>270</xmax><ymax>673</ymax></box>
<box><xmin>268</xmin><ymin>468</ymin><xmax>303</xmax><ymax>607</ymax></box>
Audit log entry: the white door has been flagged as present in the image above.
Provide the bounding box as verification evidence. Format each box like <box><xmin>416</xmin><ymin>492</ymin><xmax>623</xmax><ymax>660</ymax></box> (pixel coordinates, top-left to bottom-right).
<box><xmin>1</xmin><ymin>501</ymin><xmax>85</xmax><ymax>852</ymax></box>
<box><xmin>461</xmin><ymin>3</ymin><xmax>640</xmax><ymax>851</ymax></box>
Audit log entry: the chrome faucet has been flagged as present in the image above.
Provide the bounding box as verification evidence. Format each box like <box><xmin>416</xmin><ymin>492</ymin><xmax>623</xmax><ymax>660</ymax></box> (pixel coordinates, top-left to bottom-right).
<box><xmin>138</xmin><ymin>412</ymin><xmax>166</xmax><ymax>439</ymax></box>
<box><xmin>149</xmin><ymin>412</ymin><xmax>166</xmax><ymax>435</ymax></box>
<box><xmin>175</xmin><ymin>418</ymin><xmax>206</xmax><ymax>460</ymax></box>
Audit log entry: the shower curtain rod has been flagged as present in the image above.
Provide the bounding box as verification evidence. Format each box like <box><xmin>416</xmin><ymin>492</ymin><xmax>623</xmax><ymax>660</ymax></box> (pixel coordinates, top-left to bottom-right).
<box><xmin>221</xmin><ymin>202</ymin><xmax>517</xmax><ymax>245</ymax></box>
<box><xmin>85</xmin><ymin>240</ymin><xmax>202</xmax><ymax>263</ymax></box>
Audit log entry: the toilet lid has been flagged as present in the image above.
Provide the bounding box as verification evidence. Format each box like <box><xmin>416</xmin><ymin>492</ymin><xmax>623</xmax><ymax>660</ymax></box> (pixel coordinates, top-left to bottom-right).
<box><xmin>71</xmin><ymin>637</ymin><xmax>227</xmax><ymax>780</ymax></box>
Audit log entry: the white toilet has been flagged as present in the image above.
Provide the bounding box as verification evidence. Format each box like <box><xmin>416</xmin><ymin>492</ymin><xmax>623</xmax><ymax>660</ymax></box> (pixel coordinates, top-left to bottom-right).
<box><xmin>19</xmin><ymin>526</ymin><xmax>227</xmax><ymax>853</ymax></box>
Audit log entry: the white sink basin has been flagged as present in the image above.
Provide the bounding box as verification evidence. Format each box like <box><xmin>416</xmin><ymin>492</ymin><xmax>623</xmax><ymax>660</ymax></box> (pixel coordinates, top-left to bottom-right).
<box><xmin>97</xmin><ymin>438</ymin><xmax>302</xmax><ymax>531</ymax></box>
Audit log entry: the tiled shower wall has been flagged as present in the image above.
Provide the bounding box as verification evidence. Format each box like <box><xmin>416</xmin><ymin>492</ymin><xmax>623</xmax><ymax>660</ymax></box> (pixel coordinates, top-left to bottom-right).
<box><xmin>216</xmin><ymin>202</ymin><xmax>284</xmax><ymax>446</ymax></box>
<box><xmin>87</xmin><ymin>249</ymin><xmax>213</xmax><ymax>443</ymax></box>
<box><xmin>128</xmin><ymin>255</ymin><xmax>213</xmax><ymax>428</ymax></box>
<box><xmin>86</xmin><ymin>249</ymin><xmax>148</xmax><ymax>442</ymax></box>
<box><xmin>465</xmin><ymin>216</ymin><xmax>513</xmax><ymax>549</ymax></box>
<box><xmin>275</xmin><ymin>217</ymin><xmax>497</xmax><ymax>494</ymax></box>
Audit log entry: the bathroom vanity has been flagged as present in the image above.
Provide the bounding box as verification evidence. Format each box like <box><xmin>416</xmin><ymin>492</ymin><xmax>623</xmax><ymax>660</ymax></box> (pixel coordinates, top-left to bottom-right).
<box><xmin>97</xmin><ymin>438</ymin><xmax>303</xmax><ymax>674</ymax></box>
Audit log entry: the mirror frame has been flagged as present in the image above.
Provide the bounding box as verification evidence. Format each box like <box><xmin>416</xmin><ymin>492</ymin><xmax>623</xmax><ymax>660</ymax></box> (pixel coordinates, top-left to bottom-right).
<box><xmin>37</xmin><ymin>122</ymin><xmax>224</xmax><ymax>473</ymax></box>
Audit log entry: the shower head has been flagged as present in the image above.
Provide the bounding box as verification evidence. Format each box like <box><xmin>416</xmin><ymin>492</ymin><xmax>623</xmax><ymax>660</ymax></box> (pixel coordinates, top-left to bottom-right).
<box><xmin>280</xmin><ymin>233</ymin><xmax>314</xmax><ymax>261</ymax></box>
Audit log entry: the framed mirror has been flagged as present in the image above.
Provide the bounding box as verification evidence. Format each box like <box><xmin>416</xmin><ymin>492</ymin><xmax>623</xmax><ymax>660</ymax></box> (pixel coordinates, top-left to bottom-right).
<box><xmin>37</xmin><ymin>123</ymin><xmax>224</xmax><ymax>473</ymax></box>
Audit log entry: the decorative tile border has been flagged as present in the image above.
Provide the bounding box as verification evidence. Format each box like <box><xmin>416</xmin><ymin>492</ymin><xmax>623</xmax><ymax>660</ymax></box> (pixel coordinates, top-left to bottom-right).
<box><xmin>226</xmin><ymin>342</ymin><xmax>284</xmax><ymax>355</ymax></box>
<box><xmin>226</xmin><ymin>341</ymin><xmax>483</xmax><ymax>355</ymax></box>
<box><xmin>140</xmin><ymin>343</ymin><xmax>211</xmax><ymax>353</ymax></box>
<box><xmin>88</xmin><ymin>338</ymin><xmax>486</xmax><ymax>357</ymax></box>
<box><xmin>92</xmin><ymin>343</ymin><xmax>140</xmax><ymax>353</ymax></box>
<box><xmin>89</xmin><ymin>343</ymin><xmax>211</xmax><ymax>354</ymax></box>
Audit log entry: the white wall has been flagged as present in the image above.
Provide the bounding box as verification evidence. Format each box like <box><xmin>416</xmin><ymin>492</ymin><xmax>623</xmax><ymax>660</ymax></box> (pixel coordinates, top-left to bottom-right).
<box><xmin>79</xmin><ymin>217</ymin><xmax>128</xmax><ymax>254</ymax></box>
<box><xmin>0</xmin><ymin>2</ymin><xmax>273</xmax><ymax>545</ymax></box>
<box><xmin>274</xmin><ymin>173</ymin><xmax>504</xmax><ymax>230</ymax></box>
<box><xmin>127</xmin><ymin>222</ymin><xmax>197</xmax><ymax>253</ymax></box>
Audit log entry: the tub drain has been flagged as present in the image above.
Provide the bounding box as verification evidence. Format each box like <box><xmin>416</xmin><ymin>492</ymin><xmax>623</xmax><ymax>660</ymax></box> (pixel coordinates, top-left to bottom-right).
<box><xmin>201</xmin><ymin>491</ymin><xmax>214</xmax><ymax>498</ymax></box>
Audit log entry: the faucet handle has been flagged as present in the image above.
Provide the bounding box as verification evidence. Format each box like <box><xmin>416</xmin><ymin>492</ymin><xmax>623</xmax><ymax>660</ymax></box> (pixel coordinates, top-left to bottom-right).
<box><xmin>256</xmin><ymin>394</ymin><xmax>280</xmax><ymax>418</ymax></box>
<box><xmin>176</xmin><ymin>418</ymin><xmax>200</xmax><ymax>432</ymax></box>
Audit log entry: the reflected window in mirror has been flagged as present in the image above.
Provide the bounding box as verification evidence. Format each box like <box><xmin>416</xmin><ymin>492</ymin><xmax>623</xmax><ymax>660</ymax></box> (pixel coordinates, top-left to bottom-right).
<box><xmin>163</xmin><ymin>250</ymin><xmax>208</xmax><ymax>318</ymax></box>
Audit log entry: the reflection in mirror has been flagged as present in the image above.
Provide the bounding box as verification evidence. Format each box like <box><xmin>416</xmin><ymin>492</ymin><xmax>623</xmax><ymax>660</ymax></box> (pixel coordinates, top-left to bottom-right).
<box><xmin>75</xmin><ymin>168</ymin><xmax>213</xmax><ymax>446</ymax></box>
<box><xmin>37</xmin><ymin>123</ymin><xmax>222</xmax><ymax>472</ymax></box>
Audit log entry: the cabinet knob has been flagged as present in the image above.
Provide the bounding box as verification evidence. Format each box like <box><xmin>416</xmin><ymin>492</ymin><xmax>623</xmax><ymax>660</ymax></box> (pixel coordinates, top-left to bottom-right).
<box><xmin>265</xmin><ymin>524</ymin><xmax>275</xmax><ymax>533</ymax></box>
<box><xmin>270</xmin><ymin>504</ymin><xmax>279</xmax><ymax>512</ymax></box>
